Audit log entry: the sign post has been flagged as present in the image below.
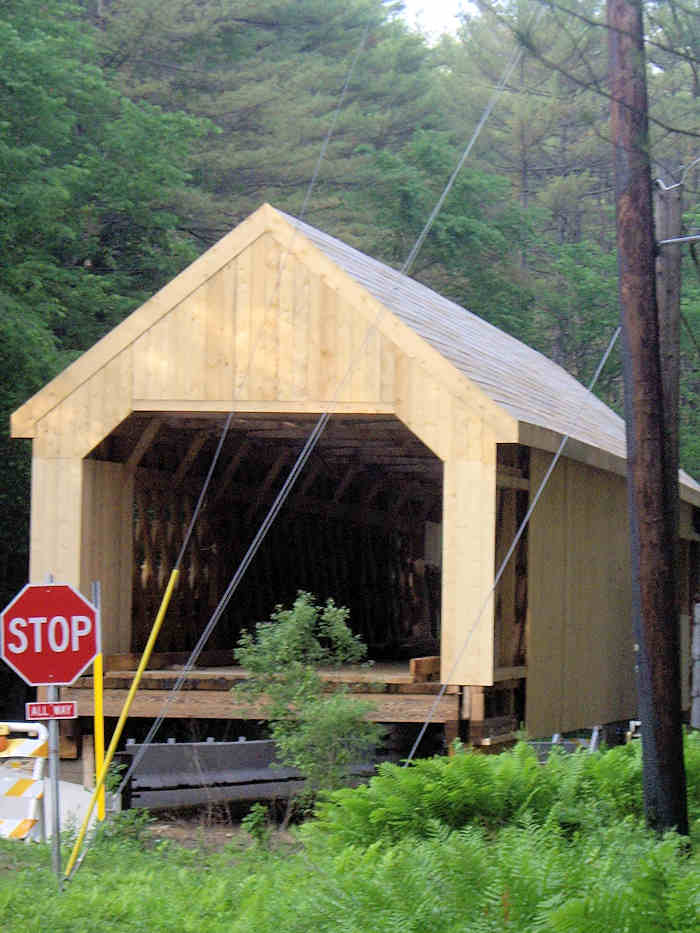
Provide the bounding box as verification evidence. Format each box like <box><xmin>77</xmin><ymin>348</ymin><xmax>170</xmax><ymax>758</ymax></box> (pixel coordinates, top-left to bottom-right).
<box><xmin>1</xmin><ymin>581</ymin><xmax>99</xmax><ymax>880</ymax></box>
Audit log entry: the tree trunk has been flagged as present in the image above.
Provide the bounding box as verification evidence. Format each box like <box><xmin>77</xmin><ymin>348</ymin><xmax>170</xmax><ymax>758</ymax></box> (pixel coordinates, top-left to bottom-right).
<box><xmin>607</xmin><ymin>0</ymin><xmax>688</xmax><ymax>835</ymax></box>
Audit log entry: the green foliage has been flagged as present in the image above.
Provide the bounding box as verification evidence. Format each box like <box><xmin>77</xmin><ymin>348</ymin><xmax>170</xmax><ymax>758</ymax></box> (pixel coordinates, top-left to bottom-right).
<box><xmin>1</xmin><ymin>738</ymin><xmax>699</xmax><ymax>933</ymax></box>
<box><xmin>0</xmin><ymin>0</ymin><xmax>209</xmax><ymax>604</ymax></box>
<box><xmin>241</xmin><ymin>802</ymin><xmax>272</xmax><ymax>847</ymax></box>
<box><xmin>234</xmin><ymin>592</ymin><xmax>382</xmax><ymax>794</ymax></box>
<box><xmin>308</xmin><ymin>733</ymin><xmax>700</xmax><ymax>848</ymax></box>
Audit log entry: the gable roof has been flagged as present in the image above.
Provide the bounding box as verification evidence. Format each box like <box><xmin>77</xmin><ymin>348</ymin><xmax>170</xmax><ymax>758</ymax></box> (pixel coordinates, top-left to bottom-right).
<box><xmin>283</xmin><ymin>212</ymin><xmax>700</xmax><ymax>498</ymax></box>
<box><xmin>288</xmin><ymin>213</ymin><xmax>623</xmax><ymax>457</ymax></box>
<box><xmin>11</xmin><ymin>204</ymin><xmax>700</xmax><ymax>499</ymax></box>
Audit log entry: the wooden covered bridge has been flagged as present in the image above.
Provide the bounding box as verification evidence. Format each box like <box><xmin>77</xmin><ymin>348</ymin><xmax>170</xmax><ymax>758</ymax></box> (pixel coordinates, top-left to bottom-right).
<box><xmin>11</xmin><ymin>204</ymin><xmax>700</xmax><ymax>747</ymax></box>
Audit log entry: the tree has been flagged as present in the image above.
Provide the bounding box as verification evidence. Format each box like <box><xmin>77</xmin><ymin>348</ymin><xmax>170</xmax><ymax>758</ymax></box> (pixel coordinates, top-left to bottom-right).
<box><xmin>233</xmin><ymin>592</ymin><xmax>383</xmax><ymax>804</ymax></box>
<box><xmin>0</xmin><ymin>0</ymin><xmax>209</xmax><ymax>620</ymax></box>
<box><xmin>87</xmin><ymin>0</ymin><xmax>443</xmax><ymax>243</ymax></box>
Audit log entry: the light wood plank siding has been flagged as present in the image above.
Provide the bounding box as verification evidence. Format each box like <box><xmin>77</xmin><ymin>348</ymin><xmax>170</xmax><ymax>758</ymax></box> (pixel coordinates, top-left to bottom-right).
<box><xmin>527</xmin><ymin>449</ymin><xmax>636</xmax><ymax>736</ymax></box>
<box><xmin>81</xmin><ymin>461</ymin><xmax>134</xmax><ymax>654</ymax></box>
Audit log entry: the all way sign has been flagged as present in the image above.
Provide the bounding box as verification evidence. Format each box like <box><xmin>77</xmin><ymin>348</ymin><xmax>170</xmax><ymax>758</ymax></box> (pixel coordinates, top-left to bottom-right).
<box><xmin>26</xmin><ymin>701</ymin><xmax>78</xmax><ymax>720</ymax></box>
<box><xmin>1</xmin><ymin>583</ymin><xmax>100</xmax><ymax>686</ymax></box>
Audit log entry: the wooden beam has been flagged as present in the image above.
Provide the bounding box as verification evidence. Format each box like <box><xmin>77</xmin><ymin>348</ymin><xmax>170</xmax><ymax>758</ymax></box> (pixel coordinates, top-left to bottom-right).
<box><xmin>245</xmin><ymin>449</ymin><xmax>290</xmax><ymax>524</ymax></box>
<box><xmin>132</xmin><ymin>399</ymin><xmax>396</xmax><ymax>416</ymax></box>
<box><xmin>409</xmin><ymin>656</ymin><xmax>441</xmax><ymax>682</ymax></box>
<box><xmin>172</xmin><ymin>430</ymin><xmax>208</xmax><ymax>488</ymax></box>
<box><xmin>297</xmin><ymin>456</ymin><xmax>324</xmax><ymax>497</ymax></box>
<box><xmin>213</xmin><ymin>438</ymin><xmax>251</xmax><ymax>505</ymax></box>
<box><xmin>61</xmin><ymin>686</ymin><xmax>460</xmax><ymax>723</ymax></box>
<box><xmin>496</xmin><ymin>471</ymin><xmax>529</xmax><ymax>491</ymax></box>
<box><xmin>126</xmin><ymin>418</ymin><xmax>163</xmax><ymax>470</ymax></box>
<box><xmin>333</xmin><ymin>464</ymin><xmax>361</xmax><ymax>503</ymax></box>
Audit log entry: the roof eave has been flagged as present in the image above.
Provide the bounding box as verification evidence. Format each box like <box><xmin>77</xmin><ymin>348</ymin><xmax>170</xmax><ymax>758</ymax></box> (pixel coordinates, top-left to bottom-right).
<box><xmin>518</xmin><ymin>421</ymin><xmax>700</xmax><ymax>507</ymax></box>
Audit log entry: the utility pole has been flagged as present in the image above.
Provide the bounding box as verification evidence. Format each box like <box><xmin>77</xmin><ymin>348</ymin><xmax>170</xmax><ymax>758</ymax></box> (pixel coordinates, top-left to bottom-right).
<box><xmin>607</xmin><ymin>0</ymin><xmax>688</xmax><ymax>834</ymax></box>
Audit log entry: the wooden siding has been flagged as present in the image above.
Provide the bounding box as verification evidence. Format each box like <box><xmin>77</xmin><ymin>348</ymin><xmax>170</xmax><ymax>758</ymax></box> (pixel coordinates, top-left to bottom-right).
<box><xmin>442</xmin><ymin>449</ymin><xmax>497</xmax><ymax>686</ymax></box>
<box><xmin>29</xmin><ymin>457</ymin><xmax>83</xmax><ymax>586</ymax></box>
<box><xmin>81</xmin><ymin>461</ymin><xmax>133</xmax><ymax>655</ymax></box>
<box><xmin>527</xmin><ymin>450</ymin><xmax>636</xmax><ymax>736</ymax></box>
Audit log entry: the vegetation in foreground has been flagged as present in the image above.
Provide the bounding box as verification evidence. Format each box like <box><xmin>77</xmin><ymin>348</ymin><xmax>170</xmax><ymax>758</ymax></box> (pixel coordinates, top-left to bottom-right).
<box><xmin>233</xmin><ymin>591</ymin><xmax>383</xmax><ymax>805</ymax></box>
<box><xmin>1</xmin><ymin>735</ymin><xmax>699</xmax><ymax>932</ymax></box>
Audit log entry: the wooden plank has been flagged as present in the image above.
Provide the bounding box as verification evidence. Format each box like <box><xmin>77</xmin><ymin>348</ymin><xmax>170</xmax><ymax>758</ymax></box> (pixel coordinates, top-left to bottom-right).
<box><xmin>132</xmin><ymin>400</ymin><xmax>396</xmax><ymax>415</ymax></box>
<box><xmin>469</xmin><ymin>687</ymin><xmax>485</xmax><ymax>722</ymax></box>
<box><xmin>234</xmin><ymin>245</ymin><xmax>252</xmax><ymax>399</ymax></box>
<box><xmin>526</xmin><ymin>449</ymin><xmax>567</xmax><ymax>737</ymax></box>
<box><xmin>81</xmin><ymin>461</ymin><xmax>134</xmax><ymax>654</ymax></box>
<box><xmin>277</xmin><ymin>236</ymin><xmax>296</xmax><ymax>400</ymax></box>
<box><xmin>205</xmin><ymin>263</ymin><xmax>235</xmax><ymax>400</ymax></box>
<box><xmin>250</xmin><ymin>233</ymin><xmax>276</xmax><ymax>400</ymax></box>
<box><xmin>305</xmin><ymin>259</ymin><xmax>322</xmax><ymax>400</ymax></box>
<box><xmin>29</xmin><ymin>457</ymin><xmax>83</xmax><ymax>586</ymax></box>
<box><xmin>474</xmin><ymin>733</ymin><xmax>517</xmax><ymax>748</ymax></box>
<box><xmin>81</xmin><ymin>672</ymin><xmax>459</xmax><ymax>696</ymax></box>
<box><xmin>441</xmin><ymin>453</ymin><xmax>497</xmax><ymax>686</ymax></box>
<box><xmin>409</xmin><ymin>656</ymin><xmax>441</xmax><ymax>682</ymax></box>
<box><xmin>61</xmin><ymin>687</ymin><xmax>460</xmax><ymax>723</ymax></box>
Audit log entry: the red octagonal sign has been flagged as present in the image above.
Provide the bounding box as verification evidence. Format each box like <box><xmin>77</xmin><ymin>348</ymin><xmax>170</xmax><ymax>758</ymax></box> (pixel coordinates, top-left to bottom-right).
<box><xmin>1</xmin><ymin>584</ymin><xmax>100</xmax><ymax>686</ymax></box>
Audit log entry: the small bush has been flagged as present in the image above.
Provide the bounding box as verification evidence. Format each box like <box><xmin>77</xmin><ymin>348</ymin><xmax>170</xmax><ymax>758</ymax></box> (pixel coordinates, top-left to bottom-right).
<box><xmin>233</xmin><ymin>592</ymin><xmax>382</xmax><ymax>796</ymax></box>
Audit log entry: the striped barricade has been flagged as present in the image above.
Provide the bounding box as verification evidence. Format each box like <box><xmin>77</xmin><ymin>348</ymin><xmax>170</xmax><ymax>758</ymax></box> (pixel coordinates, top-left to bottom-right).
<box><xmin>0</xmin><ymin>722</ymin><xmax>48</xmax><ymax>842</ymax></box>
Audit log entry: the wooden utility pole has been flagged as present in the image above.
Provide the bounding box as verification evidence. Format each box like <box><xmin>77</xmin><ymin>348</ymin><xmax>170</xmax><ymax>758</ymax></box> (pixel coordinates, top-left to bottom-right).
<box><xmin>607</xmin><ymin>0</ymin><xmax>688</xmax><ymax>834</ymax></box>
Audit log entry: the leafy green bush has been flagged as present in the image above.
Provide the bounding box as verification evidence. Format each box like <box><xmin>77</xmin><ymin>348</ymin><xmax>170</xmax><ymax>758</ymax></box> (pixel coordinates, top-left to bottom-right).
<box><xmin>233</xmin><ymin>592</ymin><xmax>383</xmax><ymax>796</ymax></box>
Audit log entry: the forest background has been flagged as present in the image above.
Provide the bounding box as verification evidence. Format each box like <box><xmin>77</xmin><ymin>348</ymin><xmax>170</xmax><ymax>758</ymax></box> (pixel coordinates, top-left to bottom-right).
<box><xmin>1</xmin><ymin>0</ymin><xmax>699</xmax><ymax>617</ymax></box>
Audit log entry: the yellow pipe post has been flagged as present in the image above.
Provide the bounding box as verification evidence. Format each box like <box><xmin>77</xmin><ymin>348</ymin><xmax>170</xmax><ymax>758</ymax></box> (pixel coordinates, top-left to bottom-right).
<box><xmin>93</xmin><ymin>652</ymin><xmax>105</xmax><ymax>821</ymax></box>
<box><xmin>65</xmin><ymin>568</ymin><xmax>180</xmax><ymax>878</ymax></box>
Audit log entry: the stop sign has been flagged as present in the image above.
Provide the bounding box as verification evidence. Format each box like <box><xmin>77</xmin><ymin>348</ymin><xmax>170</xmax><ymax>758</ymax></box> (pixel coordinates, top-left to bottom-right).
<box><xmin>1</xmin><ymin>583</ymin><xmax>100</xmax><ymax>686</ymax></box>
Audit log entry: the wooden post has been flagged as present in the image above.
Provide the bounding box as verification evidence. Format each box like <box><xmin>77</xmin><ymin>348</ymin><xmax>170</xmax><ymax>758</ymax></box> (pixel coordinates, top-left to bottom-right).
<box><xmin>608</xmin><ymin>0</ymin><xmax>688</xmax><ymax>834</ymax></box>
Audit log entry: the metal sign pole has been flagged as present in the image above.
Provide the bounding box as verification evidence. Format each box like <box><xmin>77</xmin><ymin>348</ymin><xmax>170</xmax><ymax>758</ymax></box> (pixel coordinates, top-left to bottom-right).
<box><xmin>47</xmin><ymin>683</ymin><xmax>61</xmax><ymax>880</ymax></box>
<box><xmin>45</xmin><ymin>572</ymin><xmax>61</xmax><ymax>882</ymax></box>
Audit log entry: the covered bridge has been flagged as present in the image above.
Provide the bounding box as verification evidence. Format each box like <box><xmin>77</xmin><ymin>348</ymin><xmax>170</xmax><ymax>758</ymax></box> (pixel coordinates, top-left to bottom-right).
<box><xmin>11</xmin><ymin>204</ymin><xmax>700</xmax><ymax>744</ymax></box>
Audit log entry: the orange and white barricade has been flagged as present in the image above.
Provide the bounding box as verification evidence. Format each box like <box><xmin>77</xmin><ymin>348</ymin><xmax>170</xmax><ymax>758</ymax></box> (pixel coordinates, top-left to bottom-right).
<box><xmin>0</xmin><ymin>722</ymin><xmax>48</xmax><ymax>841</ymax></box>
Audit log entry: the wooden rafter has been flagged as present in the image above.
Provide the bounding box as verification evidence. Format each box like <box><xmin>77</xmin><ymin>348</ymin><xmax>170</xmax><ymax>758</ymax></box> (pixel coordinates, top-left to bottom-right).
<box><xmin>213</xmin><ymin>438</ymin><xmax>251</xmax><ymax>505</ymax></box>
<box><xmin>172</xmin><ymin>430</ymin><xmax>208</xmax><ymax>488</ymax></box>
<box><xmin>333</xmin><ymin>464</ymin><xmax>361</xmax><ymax>503</ymax></box>
<box><xmin>126</xmin><ymin>418</ymin><xmax>163</xmax><ymax>470</ymax></box>
<box><xmin>245</xmin><ymin>449</ymin><xmax>291</xmax><ymax>525</ymax></box>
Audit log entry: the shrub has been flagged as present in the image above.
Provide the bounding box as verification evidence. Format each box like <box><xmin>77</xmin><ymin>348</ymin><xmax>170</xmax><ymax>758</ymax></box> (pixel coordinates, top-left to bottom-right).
<box><xmin>233</xmin><ymin>592</ymin><xmax>383</xmax><ymax>797</ymax></box>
